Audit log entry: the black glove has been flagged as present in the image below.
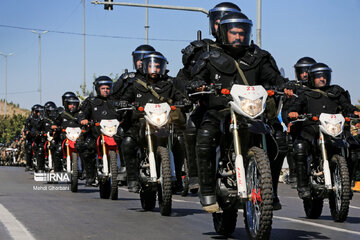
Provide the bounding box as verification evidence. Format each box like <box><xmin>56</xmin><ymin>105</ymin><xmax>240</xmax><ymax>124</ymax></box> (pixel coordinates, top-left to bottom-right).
<box><xmin>186</xmin><ymin>80</ymin><xmax>207</xmax><ymax>91</ymax></box>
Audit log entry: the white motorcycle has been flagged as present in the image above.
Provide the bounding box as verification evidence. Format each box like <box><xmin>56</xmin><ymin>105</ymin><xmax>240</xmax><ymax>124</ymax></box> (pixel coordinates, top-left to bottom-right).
<box><xmin>64</xmin><ymin>127</ymin><xmax>82</xmax><ymax>192</ymax></box>
<box><xmin>190</xmin><ymin>84</ymin><xmax>274</xmax><ymax>239</ymax></box>
<box><xmin>289</xmin><ymin>113</ymin><xmax>351</xmax><ymax>222</ymax></box>
<box><xmin>135</xmin><ymin>102</ymin><xmax>178</xmax><ymax>216</ymax></box>
<box><xmin>96</xmin><ymin>119</ymin><xmax>120</xmax><ymax>200</ymax></box>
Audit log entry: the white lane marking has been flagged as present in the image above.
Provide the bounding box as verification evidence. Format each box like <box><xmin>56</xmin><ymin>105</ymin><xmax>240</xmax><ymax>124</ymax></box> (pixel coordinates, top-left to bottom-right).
<box><xmin>0</xmin><ymin>203</ymin><xmax>36</xmax><ymax>240</ymax></box>
<box><xmin>119</xmin><ymin>187</ymin><xmax>360</xmax><ymax>234</ymax></box>
<box><xmin>284</xmin><ymin>196</ymin><xmax>360</xmax><ymax>210</ymax></box>
<box><xmin>273</xmin><ymin>215</ymin><xmax>360</xmax><ymax>235</ymax></box>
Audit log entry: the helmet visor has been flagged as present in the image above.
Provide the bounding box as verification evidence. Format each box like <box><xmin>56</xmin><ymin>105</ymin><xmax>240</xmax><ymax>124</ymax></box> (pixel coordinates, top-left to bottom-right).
<box><xmin>209</xmin><ymin>7</ymin><xmax>241</xmax><ymax>37</ymax></box>
<box><xmin>132</xmin><ymin>50</ymin><xmax>154</xmax><ymax>70</ymax></box>
<box><xmin>295</xmin><ymin>67</ymin><xmax>310</xmax><ymax>82</ymax></box>
<box><xmin>220</xmin><ymin>19</ymin><xmax>252</xmax><ymax>47</ymax></box>
<box><xmin>142</xmin><ymin>55</ymin><xmax>167</xmax><ymax>76</ymax></box>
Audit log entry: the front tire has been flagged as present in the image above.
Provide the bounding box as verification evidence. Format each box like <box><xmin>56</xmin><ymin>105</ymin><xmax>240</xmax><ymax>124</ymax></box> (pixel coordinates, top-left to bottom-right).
<box><xmin>71</xmin><ymin>152</ymin><xmax>78</xmax><ymax>192</ymax></box>
<box><xmin>157</xmin><ymin>146</ymin><xmax>172</xmax><ymax>216</ymax></box>
<box><xmin>329</xmin><ymin>154</ymin><xmax>350</xmax><ymax>222</ymax></box>
<box><xmin>109</xmin><ymin>150</ymin><xmax>118</xmax><ymax>200</ymax></box>
<box><xmin>244</xmin><ymin>147</ymin><xmax>273</xmax><ymax>240</ymax></box>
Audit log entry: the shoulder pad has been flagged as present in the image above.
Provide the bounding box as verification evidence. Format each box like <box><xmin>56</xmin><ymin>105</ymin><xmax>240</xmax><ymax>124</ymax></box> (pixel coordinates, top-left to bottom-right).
<box><xmin>190</xmin><ymin>39</ymin><xmax>206</xmax><ymax>48</ymax></box>
<box><xmin>128</xmin><ymin>72</ymin><xmax>136</xmax><ymax>78</ymax></box>
<box><xmin>305</xmin><ymin>89</ymin><xmax>322</xmax><ymax>99</ymax></box>
<box><xmin>120</xmin><ymin>72</ymin><xmax>128</xmax><ymax>80</ymax></box>
<box><xmin>209</xmin><ymin>51</ymin><xmax>236</xmax><ymax>74</ymax></box>
<box><xmin>326</xmin><ymin>85</ymin><xmax>345</xmax><ymax>98</ymax></box>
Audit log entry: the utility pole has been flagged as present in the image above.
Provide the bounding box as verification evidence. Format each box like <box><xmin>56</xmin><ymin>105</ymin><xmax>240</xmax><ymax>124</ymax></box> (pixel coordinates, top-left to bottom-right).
<box><xmin>0</xmin><ymin>52</ymin><xmax>14</xmax><ymax>117</ymax></box>
<box><xmin>31</xmin><ymin>30</ymin><xmax>48</xmax><ymax>104</ymax></box>
<box><xmin>83</xmin><ymin>0</ymin><xmax>86</xmax><ymax>95</ymax></box>
<box><xmin>145</xmin><ymin>0</ymin><xmax>149</xmax><ymax>44</ymax></box>
<box><xmin>256</xmin><ymin>0</ymin><xmax>262</xmax><ymax>48</ymax></box>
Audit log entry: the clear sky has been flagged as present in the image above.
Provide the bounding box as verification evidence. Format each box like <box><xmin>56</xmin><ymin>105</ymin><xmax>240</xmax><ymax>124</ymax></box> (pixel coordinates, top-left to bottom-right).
<box><xmin>0</xmin><ymin>0</ymin><xmax>360</xmax><ymax>110</ymax></box>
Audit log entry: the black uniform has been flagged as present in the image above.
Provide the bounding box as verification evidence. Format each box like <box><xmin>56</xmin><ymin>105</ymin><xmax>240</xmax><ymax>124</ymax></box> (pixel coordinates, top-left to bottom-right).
<box><xmin>42</xmin><ymin>115</ymin><xmax>62</xmax><ymax>172</ymax></box>
<box><xmin>120</xmin><ymin>75</ymin><xmax>188</xmax><ymax>191</ymax></box>
<box><xmin>190</xmin><ymin>43</ymin><xmax>289</xmax><ymax>207</ymax></box>
<box><xmin>175</xmin><ymin>39</ymin><xmax>221</xmax><ymax>183</ymax></box>
<box><xmin>28</xmin><ymin>115</ymin><xmax>45</xmax><ymax>171</ymax></box>
<box><xmin>78</xmin><ymin>95</ymin><xmax>123</xmax><ymax>185</ymax></box>
<box><xmin>283</xmin><ymin>85</ymin><xmax>359</xmax><ymax>197</ymax></box>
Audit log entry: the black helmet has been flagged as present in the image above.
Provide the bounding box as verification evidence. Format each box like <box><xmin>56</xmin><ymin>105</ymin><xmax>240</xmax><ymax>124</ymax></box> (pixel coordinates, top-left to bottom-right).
<box><xmin>44</xmin><ymin>101</ymin><xmax>58</xmax><ymax>119</ymax></box>
<box><xmin>31</xmin><ymin>104</ymin><xmax>43</xmax><ymax>117</ymax></box>
<box><xmin>219</xmin><ymin>12</ymin><xmax>253</xmax><ymax>49</ymax></box>
<box><xmin>308</xmin><ymin>63</ymin><xmax>332</xmax><ymax>88</ymax></box>
<box><xmin>294</xmin><ymin>57</ymin><xmax>316</xmax><ymax>83</ymax></box>
<box><xmin>31</xmin><ymin>104</ymin><xmax>42</xmax><ymax>112</ymax></box>
<box><xmin>93</xmin><ymin>76</ymin><xmax>113</xmax><ymax>96</ymax></box>
<box><xmin>142</xmin><ymin>51</ymin><xmax>168</xmax><ymax>77</ymax></box>
<box><xmin>132</xmin><ymin>45</ymin><xmax>156</xmax><ymax>70</ymax></box>
<box><xmin>209</xmin><ymin>2</ymin><xmax>241</xmax><ymax>38</ymax></box>
<box><xmin>62</xmin><ymin>91</ymin><xmax>77</xmax><ymax>107</ymax></box>
<box><xmin>64</xmin><ymin>95</ymin><xmax>80</xmax><ymax>113</ymax></box>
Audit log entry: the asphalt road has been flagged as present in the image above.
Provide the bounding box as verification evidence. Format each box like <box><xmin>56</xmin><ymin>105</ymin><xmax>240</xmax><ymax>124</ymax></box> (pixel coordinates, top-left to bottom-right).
<box><xmin>0</xmin><ymin>166</ymin><xmax>359</xmax><ymax>240</ymax></box>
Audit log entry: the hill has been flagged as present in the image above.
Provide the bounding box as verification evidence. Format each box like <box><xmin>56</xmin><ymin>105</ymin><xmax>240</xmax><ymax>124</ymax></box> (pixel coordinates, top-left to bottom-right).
<box><xmin>0</xmin><ymin>100</ymin><xmax>29</xmax><ymax>117</ymax></box>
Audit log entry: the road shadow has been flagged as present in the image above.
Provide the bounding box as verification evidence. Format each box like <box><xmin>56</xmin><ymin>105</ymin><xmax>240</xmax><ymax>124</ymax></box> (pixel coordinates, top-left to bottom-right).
<box><xmin>271</xmin><ymin>228</ymin><xmax>331</xmax><ymax>239</ymax></box>
<box><xmin>203</xmin><ymin>228</ymin><xmax>331</xmax><ymax>240</ymax></box>
<box><xmin>308</xmin><ymin>215</ymin><xmax>360</xmax><ymax>224</ymax></box>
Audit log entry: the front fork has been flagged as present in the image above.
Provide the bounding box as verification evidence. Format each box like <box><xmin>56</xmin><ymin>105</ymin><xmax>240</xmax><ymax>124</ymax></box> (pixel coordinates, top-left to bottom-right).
<box><xmin>319</xmin><ymin>131</ymin><xmax>332</xmax><ymax>190</ymax></box>
<box><xmin>47</xmin><ymin>141</ymin><xmax>53</xmax><ymax>170</ymax></box>
<box><xmin>66</xmin><ymin>140</ymin><xmax>71</xmax><ymax>173</ymax></box>
<box><xmin>101</xmin><ymin>135</ymin><xmax>109</xmax><ymax>176</ymax></box>
<box><xmin>231</xmin><ymin>109</ymin><xmax>247</xmax><ymax>199</ymax></box>
<box><xmin>146</xmin><ymin>122</ymin><xmax>157</xmax><ymax>182</ymax></box>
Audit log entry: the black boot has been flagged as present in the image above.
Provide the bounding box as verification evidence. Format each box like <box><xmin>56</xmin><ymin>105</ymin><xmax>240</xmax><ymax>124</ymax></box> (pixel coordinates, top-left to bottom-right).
<box><xmin>197</xmin><ymin>129</ymin><xmax>218</xmax><ymax>213</ymax></box>
<box><xmin>122</xmin><ymin>137</ymin><xmax>139</xmax><ymax>193</ymax></box>
<box><xmin>287</xmin><ymin>152</ymin><xmax>297</xmax><ymax>189</ymax></box>
<box><xmin>270</xmin><ymin>152</ymin><xmax>286</xmax><ymax>211</ymax></box>
<box><xmin>85</xmin><ymin>157</ymin><xmax>96</xmax><ymax>187</ymax></box>
<box><xmin>184</xmin><ymin>127</ymin><xmax>199</xmax><ymax>189</ymax></box>
<box><xmin>294</xmin><ymin>142</ymin><xmax>311</xmax><ymax>199</ymax></box>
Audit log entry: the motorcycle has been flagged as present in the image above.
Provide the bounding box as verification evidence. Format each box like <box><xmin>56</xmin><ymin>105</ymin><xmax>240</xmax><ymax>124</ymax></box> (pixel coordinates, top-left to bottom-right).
<box><xmin>44</xmin><ymin>132</ymin><xmax>54</xmax><ymax>172</ymax></box>
<box><xmin>96</xmin><ymin>119</ymin><xmax>120</xmax><ymax>200</ymax></box>
<box><xmin>189</xmin><ymin>84</ymin><xmax>274</xmax><ymax>239</ymax></box>
<box><xmin>62</xmin><ymin>127</ymin><xmax>83</xmax><ymax>192</ymax></box>
<box><xmin>289</xmin><ymin>113</ymin><xmax>351</xmax><ymax>222</ymax></box>
<box><xmin>121</xmin><ymin>102</ymin><xmax>180</xmax><ymax>216</ymax></box>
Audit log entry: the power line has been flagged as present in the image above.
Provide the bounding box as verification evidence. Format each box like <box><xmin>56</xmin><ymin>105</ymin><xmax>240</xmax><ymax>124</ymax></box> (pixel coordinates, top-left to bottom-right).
<box><xmin>0</xmin><ymin>24</ymin><xmax>191</xmax><ymax>42</ymax></box>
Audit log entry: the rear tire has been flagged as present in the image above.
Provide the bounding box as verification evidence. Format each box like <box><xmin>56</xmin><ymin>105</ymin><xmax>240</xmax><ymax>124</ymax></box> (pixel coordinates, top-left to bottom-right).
<box><xmin>213</xmin><ymin>209</ymin><xmax>238</xmax><ymax>237</ymax></box>
<box><xmin>71</xmin><ymin>152</ymin><xmax>78</xmax><ymax>193</ymax></box>
<box><xmin>157</xmin><ymin>146</ymin><xmax>172</xmax><ymax>216</ymax></box>
<box><xmin>303</xmin><ymin>198</ymin><xmax>323</xmax><ymax>219</ymax></box>
<box><xmin>109</xmin><ymin>150</ymin><xmax>118</xmax><ymax>200</ymax></box>
<box><xmin>140</xmin><ymin>190</ymin><xmax>156</xmax><ymax>211</ymax></box>
<box><xmin>244</xmin><ymin>147</ymin><xmax>273</xmax><ymax>240</ymax></box>
<box><xmin>329</xmin><ymin>154</ymin><xmax>350</xmax><ymax>222</ymax></box>
<box><xmin>99</xmin><ymin>176</ymin><xmax>111</xmax><ymax>199</ymax></box>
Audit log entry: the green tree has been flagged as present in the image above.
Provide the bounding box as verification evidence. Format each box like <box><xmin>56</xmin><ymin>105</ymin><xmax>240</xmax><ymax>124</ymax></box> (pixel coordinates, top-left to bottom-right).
<box><xmin>0</xmin><ymin>114</ymin><xmax>27</xmax><ymax>143</ymax></box>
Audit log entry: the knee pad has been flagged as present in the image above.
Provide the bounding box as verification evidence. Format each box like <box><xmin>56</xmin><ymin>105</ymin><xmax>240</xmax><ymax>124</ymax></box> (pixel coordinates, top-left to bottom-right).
<box><xmin>294</xmin><ymin>141</ymin><xmax>308</xmax><ymax>157</ymax></box>
<box><xmin>197</xmin><ymin>129</ymin><xmax>217</xmax><ymax>147</ymax></box>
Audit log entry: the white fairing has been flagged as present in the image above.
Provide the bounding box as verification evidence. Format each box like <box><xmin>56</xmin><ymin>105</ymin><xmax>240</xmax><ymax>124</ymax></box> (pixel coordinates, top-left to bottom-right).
<box><xmin>144</xmin><ymin>103</ymin><xmax>171</xmax><ymax>128</ymax></box>
<box><xmin>65</xmin><ymin>127</ymin><xmax>82</xmax><ymax>142</ymax></box>
<box><xmin>47</xmin><ymin>132</ymin><xmax>53</xmax><ymax>142</ymax></box>
<box><xmin>229</xmin><ymin>85</ymin><xmax>268</xmax><ymax>119</ymax></box>
<box><xmin>319</xmin><ymin>113</ymin><xmax>345</xmax><ymax>137</ymax></box>
<box><xmin>100</xmin><ymin>119</ymin><xmax>120</xmax><ymax>137</ymax></box>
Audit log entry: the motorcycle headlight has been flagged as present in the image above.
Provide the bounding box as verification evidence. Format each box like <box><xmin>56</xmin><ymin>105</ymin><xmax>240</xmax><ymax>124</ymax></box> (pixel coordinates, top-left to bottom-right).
<box><xmin>67</xmin><ymin>133</ymin><xmax>80</xmax><ymax>142</ymax></box>
<box><xmin>149</xmin><ymin>112</ymin><xmax>168</xmax><ymax>127</ymax></box>
<box><xmin>103</xmin><ymin>126</ymin><xmax>117</xmax><ymax>137</ymax></box>
<box><xmin>240</xmin><ymin>97</ymin><xmax>263</xmax><ymax>117</ymax></box>
<box><xmin>325</xmin><ymin>122</ymin><xmax>342</xmax><ymax>136</ymax></box>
